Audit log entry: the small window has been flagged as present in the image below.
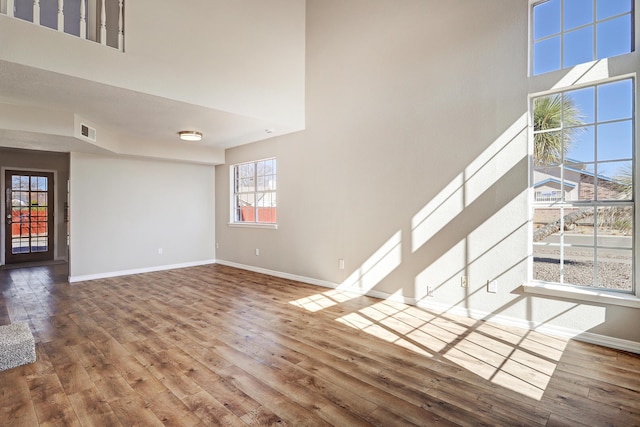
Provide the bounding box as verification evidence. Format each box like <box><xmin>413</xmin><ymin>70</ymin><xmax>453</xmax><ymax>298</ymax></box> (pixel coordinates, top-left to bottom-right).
<box><xmin>532</xmin><ymin>0</ymin><xmax>633</xmax><ymax>75</ymax></box>
<box><xmin>231</xmin><ymin>159</ymin><xmax>277</xmax><ymax>225</ymax></box>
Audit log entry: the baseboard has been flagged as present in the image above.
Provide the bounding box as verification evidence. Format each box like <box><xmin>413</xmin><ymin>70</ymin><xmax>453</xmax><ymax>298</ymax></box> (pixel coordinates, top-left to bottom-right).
<box><xmin>416</xmin><ymin>299</ymin><xmax>640</xmax><ymax>353</ymax></box>
<box><xmin>215</xmin><ymin>259</ymin><xmax>338</xmax><ymax>289</ymax></box>
<box><xmin>216</xmin><ymin>259</ymin><xmax>640</xmax><ymax>354</ymax></box>
<box><xmin>68</xmin><ymin>259</ymin><xmax>216</xmax><ymax>283</ymax></box>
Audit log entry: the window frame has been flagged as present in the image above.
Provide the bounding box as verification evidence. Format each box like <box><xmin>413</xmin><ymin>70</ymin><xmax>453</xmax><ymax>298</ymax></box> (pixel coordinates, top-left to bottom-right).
<box><xmin>229</xmin><ymin>158</ymin><xmax>278</xmax><ymax>229</ymax></box>
<box><xmin>529</xmin><ymin>76</ymin><xmax>636</xmax><ymax>297</ymax></box>
<box><xmin>526</xmin><ymin>0</ymin><xmax>639</xmax><ymax>307</ymax></box>
<box><xmin>530</xmin><ymin>0</ymin><xmax>635</xmax><ymax>76</ymax></box>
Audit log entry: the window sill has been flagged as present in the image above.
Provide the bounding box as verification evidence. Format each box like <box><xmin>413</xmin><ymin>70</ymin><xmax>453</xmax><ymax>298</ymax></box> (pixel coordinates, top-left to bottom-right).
<box><xmin>523</xmin><ymin>282</ymin><xmax>640</xmax><ymax>309</ymax></box>
<box><xmin>227</xmin><ymin>222</ymin><xmax>278</xmax><ymax>230</ymax></box>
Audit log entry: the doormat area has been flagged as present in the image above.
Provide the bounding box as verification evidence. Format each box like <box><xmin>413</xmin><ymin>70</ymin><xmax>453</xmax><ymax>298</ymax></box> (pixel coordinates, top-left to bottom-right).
<box><xmin>0</xmin><ymin>322</ymin><xmax>36</xmax><ymax>371</ymax></box>
<box><xmin>1</xmin><ymin>259</ymin><xmax>67</xmax><ymax>270</ymax></box>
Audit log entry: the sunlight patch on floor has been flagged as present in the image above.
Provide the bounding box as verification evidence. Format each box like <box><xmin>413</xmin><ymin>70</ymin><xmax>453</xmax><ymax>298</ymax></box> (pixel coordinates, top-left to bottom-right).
<box><xmin>289</xmin><ymin>289</ymin><xmax>362</xmax><ymax>312</ymax></box>
<box><xmin>330</xmin><ymin>298</ymin><xmax>569</xmax><ymax>401</ymax></box>
<box><xmin>335</xmin><ymin>311</ymin><xmax>437</xmax><ymax>358</ymax></box>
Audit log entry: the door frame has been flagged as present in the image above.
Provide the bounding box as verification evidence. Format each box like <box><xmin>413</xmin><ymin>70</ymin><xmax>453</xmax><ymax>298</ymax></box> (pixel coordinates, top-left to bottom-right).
<box><xmin>1</xmin><ymin>167</ymin><xmax>59</xmax><ymax>266</ymax></box>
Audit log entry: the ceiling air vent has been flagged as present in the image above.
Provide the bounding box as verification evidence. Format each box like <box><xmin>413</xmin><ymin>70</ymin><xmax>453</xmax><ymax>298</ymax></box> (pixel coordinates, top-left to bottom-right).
<box><xmin>80</xmin><ymin>124</ymin><xmax>96</xmax><ymax>141</ymax></box>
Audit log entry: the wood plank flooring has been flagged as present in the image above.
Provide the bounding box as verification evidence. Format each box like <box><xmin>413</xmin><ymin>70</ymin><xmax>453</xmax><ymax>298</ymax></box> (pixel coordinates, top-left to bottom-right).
<box><xmin>1</xmin><ymin>263</ymin><xmax>639</xmax><ymax>426</ymax></box>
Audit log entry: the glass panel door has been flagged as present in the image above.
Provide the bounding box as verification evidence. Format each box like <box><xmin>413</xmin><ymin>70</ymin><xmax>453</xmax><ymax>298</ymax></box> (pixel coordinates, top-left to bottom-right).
<box><xmin>4</xmin><ymin>170</ymin><xmax>54</xmax><ymax>264</ymax></box>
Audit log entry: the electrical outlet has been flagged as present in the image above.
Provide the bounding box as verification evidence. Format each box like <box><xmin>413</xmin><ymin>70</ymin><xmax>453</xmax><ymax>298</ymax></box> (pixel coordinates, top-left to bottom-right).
<box><xmin>339</xmin><ymin>259</ymin><xmax>345</xmax><ymax>269</ymax></box>
<box><xmin>487</xmin><ymin>280</ymin><xmax>497</xmax><ymax>293</ymax></box>
<box><xmin>158</xmin><ymin>247</ymin><xmax>163</xmax><ymax>255</ymax></box>
<box><xmin>255</xmin><ymin>248</ymin><xmax>260</xmax><ymax>256</ymax></box>
<box><xmin>216</xmin><ymin>242</ymin><xmax>219</xmax><ymax>249</ymax></box>
<box><xmin>427</xmin><ymin>285</ymin><xmax>434</xmax><ymax>297</ymax></box>
<box><xmin>461</xmin><ymin>276</ymin><xmax>469</xmax><ymax>288</ymax></box>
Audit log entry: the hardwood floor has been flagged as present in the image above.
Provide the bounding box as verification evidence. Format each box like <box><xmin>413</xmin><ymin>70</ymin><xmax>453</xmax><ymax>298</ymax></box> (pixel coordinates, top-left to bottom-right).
<box><xmin>1</xmin><ymin>263</ymin><xmax>639</xmax><ymax>426</ymax></box>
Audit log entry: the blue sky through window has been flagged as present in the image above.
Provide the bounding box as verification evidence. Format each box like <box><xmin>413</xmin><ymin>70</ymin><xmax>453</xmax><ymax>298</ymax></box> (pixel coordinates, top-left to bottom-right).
<box><xmin>533</xmin><ymin>0</ymin><xmax>632</xmax><ymax>75</ymax></box>
<box><xmin>565</xmin><ymin>0</ymin><xmax>592</xmax><ymax>29</ymax></box>
<box><xmin>598</xmin><ymin>121</ymin><xmax>633</xmax><ymax>161</ymax></box>
<box><xmin>597</xmin><ymin>0</ymin><xmax>633</xmax><ymax>19</ymax></box>
<box><xmin>598</xmin><ymin>80</ymin><xmax>633</xmax><ymax>121</ymax></box>
<box><xmin>541</xmin><ymin>80</ymin><xmax>634</xmax><ymax>185</ymax></box>
<box><xmin>566</xmin><ymin>87</ymin><xmax>595</xmax><ymax>123</ymax></box>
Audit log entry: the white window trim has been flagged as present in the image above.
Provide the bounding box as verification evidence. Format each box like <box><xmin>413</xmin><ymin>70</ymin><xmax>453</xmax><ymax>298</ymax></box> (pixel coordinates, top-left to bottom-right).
<box><xmin>524</xmin><ymin>1</ymin><xmax>640</xmax><ymax>306</ymax></box>
<box><xmin>527</xmin><ymin>75</ymin><xmax>638</xmax><ymax>301</ymax></box>
<box><xmin>228</xmin><ymin>158</ymin><xmax>278</xmax><ymax>228</ymax></box>
<box><xmin>523</xmin><ymin>282</ymin><xmax>640</xmax><ymax>308</ymax></box>
<box><xmin>529</xmin><ymin>0</ymin><xmax>634</xmax><ymax>76</ymax></box>
<box><xmin>227</xmin><ymin>222</ymin><xmax>278</xmax><ymax>230</ymax></box>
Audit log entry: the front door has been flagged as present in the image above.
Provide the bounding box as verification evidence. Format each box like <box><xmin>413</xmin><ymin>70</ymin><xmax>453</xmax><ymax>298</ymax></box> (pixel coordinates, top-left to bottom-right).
<box><xmin>4</xmin><ymin>170</ymin><xmax>54</xmax><ymax>264</ymax></box>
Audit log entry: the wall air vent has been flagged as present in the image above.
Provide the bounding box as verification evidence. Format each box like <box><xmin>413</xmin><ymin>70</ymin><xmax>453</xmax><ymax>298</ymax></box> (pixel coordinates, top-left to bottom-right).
<box><xmin>80</xmin><ymin>124</ymin><xmax>97</xmax><ymax>141</ymax></box>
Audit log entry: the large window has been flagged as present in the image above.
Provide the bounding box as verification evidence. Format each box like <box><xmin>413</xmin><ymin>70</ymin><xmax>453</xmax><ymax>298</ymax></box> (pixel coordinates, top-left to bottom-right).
<box><xmin>532</xmin><ymin>0</ymin><xmax>633</xmax><ymax>75</ymax></box>
<box><xmin>532</xmin><ymin>79</ymin><xmax>634</xmax><ymax>291</ymax></box>
<box><xmin>232</xmin><ymin>158</ymin><xmax>277</xmax><ymax>225</ymax></box>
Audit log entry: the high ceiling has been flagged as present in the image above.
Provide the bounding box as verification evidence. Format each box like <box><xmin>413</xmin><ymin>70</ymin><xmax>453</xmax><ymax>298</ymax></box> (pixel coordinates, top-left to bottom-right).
<box><xmin>0</xmin><ymin>1</ymin><xmax>305</xmax><ymax>163</ymax></box>
<box><xmin>0</xmin><ymin>60</ymin><xmax>287</xmax><ymax>155</ymax></box>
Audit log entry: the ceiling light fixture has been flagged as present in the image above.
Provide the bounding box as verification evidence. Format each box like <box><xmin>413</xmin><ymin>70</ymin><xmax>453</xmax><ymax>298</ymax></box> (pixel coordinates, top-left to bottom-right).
<box><xmin>178</xmin><ymin>131</ymin><xmax>203</xmax><ymax>141</ymax></box>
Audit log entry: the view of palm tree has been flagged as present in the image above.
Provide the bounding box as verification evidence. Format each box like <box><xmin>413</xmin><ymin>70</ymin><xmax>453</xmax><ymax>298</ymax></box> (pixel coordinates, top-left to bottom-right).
<box><xmin>533</xmin><ymin>94</ymin><xmax>583</xmax><ymax>166</ymax></box>
<box><xmin>532</xmin><ymin>82</ymin><xmax>633</xmax><ymax>291</ymax></box>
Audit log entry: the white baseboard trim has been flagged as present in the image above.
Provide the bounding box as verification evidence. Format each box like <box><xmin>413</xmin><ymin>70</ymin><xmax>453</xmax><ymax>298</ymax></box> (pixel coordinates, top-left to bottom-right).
<box><xmin>570</xmin><ymin>331</ymin><xmax>640</xmax><ymax>354</ymax></box>
<box><xmin>215</xmin><ymin>259</ymin><xmax>417</xmax><ymax>304</ymax></box>
<box><xmin>217</xmin><ymin>260</ymin><xmax>640</xmax><ymax>354</ymax></box>
<box><xmin>416</xmin><ymin>299</ymin><xmax>640</xmax><ymax>354</ymax></box>
<box><xmin>215</xmin><ymin>259</ymin><xmax>337</xmax><ymax>289</ymax></box>
<box><xmin>68</xmin><ymin>259</ymin><xmax>216</xmax><ymax>283</ymax></box>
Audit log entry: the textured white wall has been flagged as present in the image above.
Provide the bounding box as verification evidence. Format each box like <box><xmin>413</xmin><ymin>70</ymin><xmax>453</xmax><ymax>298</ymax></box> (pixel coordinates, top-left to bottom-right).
<box><xmin>70</xmin><ymin>152</ymin><xmax>215</xmax><ymax>278</ymax></box>
<box><xmin>215</xmin><ymin>0</ymin><xmax>640</xmax><ymax>345</ymax></box>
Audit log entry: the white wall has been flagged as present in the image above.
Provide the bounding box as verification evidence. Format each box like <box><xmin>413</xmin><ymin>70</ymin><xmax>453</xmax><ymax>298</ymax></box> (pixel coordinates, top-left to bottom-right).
<box><xmin>216</xmin><ymin>0</ymin><xmax>640</xmax><ymax>347</ymax></box>
<box><xmin>70</xmin><ymin>152</ymin><xmax>215</xmax><ymax>280</ymax></box>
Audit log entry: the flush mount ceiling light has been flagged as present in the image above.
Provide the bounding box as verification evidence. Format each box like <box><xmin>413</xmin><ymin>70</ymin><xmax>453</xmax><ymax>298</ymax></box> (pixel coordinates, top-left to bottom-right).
<box><xmin>178</xmin><ymin>131</ymin><xmax>203</xmax><ymax>141</ymax></box>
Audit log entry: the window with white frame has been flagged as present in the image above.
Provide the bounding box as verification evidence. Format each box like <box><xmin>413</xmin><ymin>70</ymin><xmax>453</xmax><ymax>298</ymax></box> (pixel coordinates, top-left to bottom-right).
<box><xmin>231</xmin><ymin>158</ymin><xmax>277</xmax><ymax>225</ymax></box>
<box><xmin>532</xmin><ymin>0</ymin><xmax>633</xmax><ymax>75</ymax></box>
<box><xmin>531</xmin><ymin>79</ymin><xmax>634</xmax><ymax>291</ymax></box>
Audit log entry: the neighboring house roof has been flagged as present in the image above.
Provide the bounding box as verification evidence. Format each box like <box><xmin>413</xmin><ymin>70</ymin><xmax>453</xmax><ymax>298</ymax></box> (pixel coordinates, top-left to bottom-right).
<box><xmin>565</xmin><ymin>166</ymin><xmax>615</xmax><ymax>182</ymax></box>
<box><xmin>563</xmin><ymin>159</ymin><xmax>616</xmax><ymax>182</ymax></box>
<box><xmin>533</xmin><ymin>178</ymin><xmax>576</xmax><ymax>189</ymax></box>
